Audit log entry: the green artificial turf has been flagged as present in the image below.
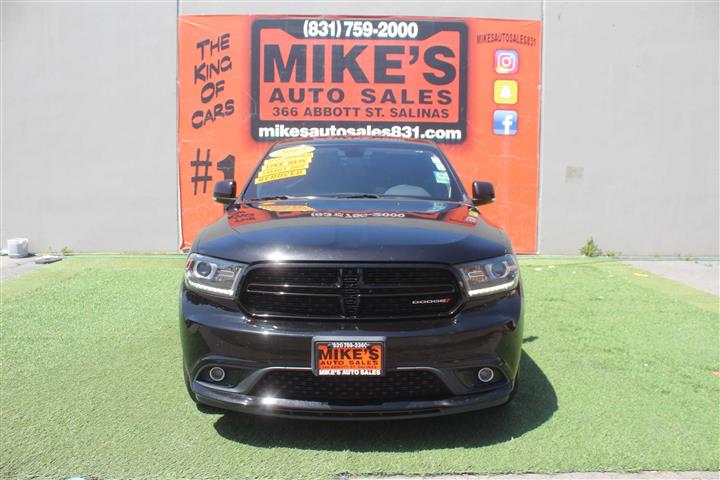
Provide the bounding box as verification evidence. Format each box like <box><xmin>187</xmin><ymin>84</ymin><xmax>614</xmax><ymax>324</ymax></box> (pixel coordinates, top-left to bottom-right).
<box><xmin>1</xmin><ymin>256</ymin><xmax>718</xmax><ymax>479</ymax></box>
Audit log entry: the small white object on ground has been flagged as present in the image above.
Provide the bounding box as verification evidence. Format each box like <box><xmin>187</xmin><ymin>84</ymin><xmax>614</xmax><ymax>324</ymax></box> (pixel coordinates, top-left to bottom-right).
<box><xmin>7</xmin><ymin>238</ymin><xmax>29</xmax><ymax>258</ymax></box>
<box><xmin>34</xmin><ymin>255</ymin><xmax>63</xmax><ymax>265</ymax></box>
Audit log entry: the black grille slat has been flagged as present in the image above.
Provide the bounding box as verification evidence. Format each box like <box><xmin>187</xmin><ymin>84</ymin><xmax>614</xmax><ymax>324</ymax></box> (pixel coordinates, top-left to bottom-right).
<box><xmin>246</xmin><ymin>267</ymin><xmax>339</xmax><ymax>286</ymax></box>
<box><xmin>241</xmin><ymin>292</ymin><xmax>341</xmax><ymax>316</ymax></box>
<box><xmin>249</xmin><ymin>370</ymin><xmax>452</xmax><ymax>403</ymax></box>
<box><xmin>239</xmin><ymin>265</ymin><xmax>459</xmax><ymax>319</ymax></box>
<box><xmin>246</xmin><ymin>284</ymin><xmax>341</xmax><ymax>295</ymax></box>
<box><xmin>360</xmin><ymin>287</ymin><xmax>455</xmax><ymax>296</ymax></box>
<box><xmin>363</xmin><ymin>268</ymin><xmax>456</xmax><ymax>285</ymax></box>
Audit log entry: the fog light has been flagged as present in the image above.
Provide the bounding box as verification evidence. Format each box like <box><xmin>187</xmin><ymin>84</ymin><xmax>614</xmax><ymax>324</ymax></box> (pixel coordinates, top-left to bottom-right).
<box><xmin>209</xmin><ymin>366</ymin><xmax>226</xmax><ymax>382</ymax></box>
<box><xmin>477</xmin><ymin>367</ymin><xmax>495</xmax><ymax>383</ymax></box>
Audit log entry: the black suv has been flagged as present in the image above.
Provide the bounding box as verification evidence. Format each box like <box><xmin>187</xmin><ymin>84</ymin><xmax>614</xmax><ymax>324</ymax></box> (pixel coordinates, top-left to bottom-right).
<box><xmin>180</xmin><ymin>138</ymin><xmax>523</xmax><ymax>419</ymax></box>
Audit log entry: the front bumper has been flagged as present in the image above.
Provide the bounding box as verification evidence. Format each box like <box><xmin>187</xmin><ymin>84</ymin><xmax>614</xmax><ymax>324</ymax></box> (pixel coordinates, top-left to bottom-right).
<box><xmin>180</xmin><ymin>286</ymin><xmax>523</xmax><ymax>420</ymax></box>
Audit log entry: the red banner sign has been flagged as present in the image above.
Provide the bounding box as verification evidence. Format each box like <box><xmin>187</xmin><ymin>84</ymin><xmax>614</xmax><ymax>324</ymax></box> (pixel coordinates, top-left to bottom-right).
<box><xmin>178</xmin><ymin>15</ymin><xmax>542</xmax><ymax>252</ymax></box>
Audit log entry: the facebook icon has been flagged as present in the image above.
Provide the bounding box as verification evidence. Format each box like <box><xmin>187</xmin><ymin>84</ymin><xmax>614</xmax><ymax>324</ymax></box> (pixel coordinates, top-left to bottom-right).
<box><xmin>493</xmin><ymin>110</ymin><xmax>518</xmax><ymax>135</ymax></box>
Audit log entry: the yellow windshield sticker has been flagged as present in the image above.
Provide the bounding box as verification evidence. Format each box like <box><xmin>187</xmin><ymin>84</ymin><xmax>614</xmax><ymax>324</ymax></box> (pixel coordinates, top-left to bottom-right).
<box><xmin>255</xmin><ymin>168</ymin><xmax>308</xmax><ymax>184</ymax></box>
<box><xmin>260</xmin><ymin>154</ymin><xmax>313</xmax><ymax>173</ymax></box>
<box><xmin>255</xmin><ymin>149</ymin><xmax>315</xmax><ymax>184</ymax></box>
<box><xmin>268</xmin><ymin>145</ymin><xmax>315</xmax><ymax>158</ymax></box>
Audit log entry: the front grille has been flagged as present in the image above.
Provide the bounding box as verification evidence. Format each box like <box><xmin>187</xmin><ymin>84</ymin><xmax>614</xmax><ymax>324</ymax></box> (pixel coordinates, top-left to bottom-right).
<box><xmin>249</xmin><ymin>370</ymin><xmax>452</xmax><ymax>404</ymax></box>
<box><xmin>239</xmin><ymin>264</ymin><xmax>460</xmax><ymax>319</ymax></box>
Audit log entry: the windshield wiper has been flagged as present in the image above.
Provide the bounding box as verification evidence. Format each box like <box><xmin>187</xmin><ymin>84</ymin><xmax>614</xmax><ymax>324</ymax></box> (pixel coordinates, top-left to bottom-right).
<box><xmin>244</xmin><ymin>195</ymin><xmax>296</xmax><ymax>202</ymax></box>
<box><xmin>330</xmin><ymin>193</ymin><xmax>382</xmax><ymax>199</ymax></box>
<box><xmin>245</xmin><ymin>194</ymin><xmax>383</xmax><ymax>201</ymax></box>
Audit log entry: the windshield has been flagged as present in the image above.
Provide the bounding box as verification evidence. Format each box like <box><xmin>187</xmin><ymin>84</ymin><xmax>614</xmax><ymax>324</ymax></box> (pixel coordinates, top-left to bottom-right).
<box><xmin>243</xmin><ymin>144</ymin><xmax>464</xmax><ymax>202</ymax></box>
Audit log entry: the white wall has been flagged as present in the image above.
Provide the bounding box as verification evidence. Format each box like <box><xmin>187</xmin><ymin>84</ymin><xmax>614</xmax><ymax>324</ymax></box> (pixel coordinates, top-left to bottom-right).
<box><xmin>1</xmin><ymin>2</ymin><xmax>178</xmax><ymax>252</ymax></box>
<box><xmin>538</xmin><ymin>1</ymin><xmax>719</xmax><ymax>255</ymax></box>
<box><xmin>179</xmin><ymin>1</ymin><xmax>541</xmax><ymax>18</ymax></box>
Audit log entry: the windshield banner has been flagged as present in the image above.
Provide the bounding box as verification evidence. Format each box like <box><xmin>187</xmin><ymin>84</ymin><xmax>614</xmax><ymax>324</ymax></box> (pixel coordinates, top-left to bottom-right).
<box><xmin>178</xmin><ymin>15</ymin><xmax>542</xmax><ymax>252</ymax></box>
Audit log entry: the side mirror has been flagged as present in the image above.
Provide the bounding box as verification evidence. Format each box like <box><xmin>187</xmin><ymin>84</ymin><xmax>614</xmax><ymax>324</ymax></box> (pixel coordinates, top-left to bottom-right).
<box><xmin>213</xmin><ymin>180</ymin><xmax>236</xmax><ymax>205</ymax></box>
<box><xmin>472</xmin><ymin>181</ymin><xmax>495</xmax><ymax>206</ymax></box>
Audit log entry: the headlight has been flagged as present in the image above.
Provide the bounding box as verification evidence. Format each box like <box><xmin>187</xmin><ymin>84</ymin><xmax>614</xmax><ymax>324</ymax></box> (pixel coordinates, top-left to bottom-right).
<box><xmin>184</xmin><ymin>254</ymin><xmax>246</xmax><ymax>298</ymax></box>
<box><xmin>456</xmin><ymin>254</ymin><xmax>520</xmax><ymax>296</ymax></box>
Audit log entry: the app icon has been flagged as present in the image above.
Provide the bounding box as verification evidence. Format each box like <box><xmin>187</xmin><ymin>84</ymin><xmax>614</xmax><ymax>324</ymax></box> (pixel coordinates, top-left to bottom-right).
<box><xmin>495</xmin><ymin>49</ymin><xmax>519</xmax><ymax>74</ymax></box>
<box><xmin>493</xmin><ymin>110</ymin><xmax>518</xmax><ymax>135</ymax></box>
<box><xmin>494</xmin><ymin>80</ymin><xmax>518</xmax><ymax>104</ymax></box>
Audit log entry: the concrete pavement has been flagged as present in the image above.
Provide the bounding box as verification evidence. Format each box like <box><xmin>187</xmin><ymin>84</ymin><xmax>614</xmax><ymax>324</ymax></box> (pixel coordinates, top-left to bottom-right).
<box><xmin>0</xmin><ymin>255</ymin><xmax>65</xmax><ymax>281</ymax></box>
<box><xmin>623</xmin><ymin>260</ymin><xmax>719</xmax><ymax>296</ymax></box>
<box><xmin>0</xmin><ymin>255</ymin><xmax>43</xmax><ymax>281</ymax></box>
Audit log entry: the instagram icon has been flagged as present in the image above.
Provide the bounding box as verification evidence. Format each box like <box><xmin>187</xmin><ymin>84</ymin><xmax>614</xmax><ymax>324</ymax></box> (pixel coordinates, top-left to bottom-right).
<box><xmin>495</xmin><ymin>50</ymin><xmax>519</xmax><ymax>74</ymax></box>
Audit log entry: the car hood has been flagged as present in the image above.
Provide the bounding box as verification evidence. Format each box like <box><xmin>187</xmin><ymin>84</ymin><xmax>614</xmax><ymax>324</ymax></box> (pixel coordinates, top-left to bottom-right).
<box><xmin>194</xmin><ymin>198</ymin><xmax>510</xmax><ymax>264</ymax></box>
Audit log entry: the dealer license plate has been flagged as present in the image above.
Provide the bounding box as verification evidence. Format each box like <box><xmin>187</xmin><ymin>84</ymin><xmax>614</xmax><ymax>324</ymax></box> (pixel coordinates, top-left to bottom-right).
<box><xmin>312</xmin><ymin>337</ymin><xmax>385</xmax><ymax>376</ymax></box>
